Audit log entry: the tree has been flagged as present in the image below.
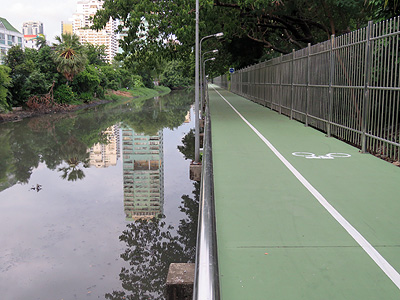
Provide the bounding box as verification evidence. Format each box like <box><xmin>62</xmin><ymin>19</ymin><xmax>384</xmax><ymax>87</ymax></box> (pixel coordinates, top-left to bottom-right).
<box><xmin>53</xmin><ymin>33</ymin><xmax>87</xmax><ymax>83</ymax></box>
<box><xmin>83</xmin><ymin>43</ymin><xmax>108</xmax><ymax>65</ymax></box>
<box><xmin>93</xmin><ymin>0</ymin><xmax>392</xmax><ymax>75</ymax></box>
<box><xmin>0</xmin><ymin>65</ymin><xmax>11</xmax><ymax>111</ymax></box>
<box><xmin>3</xmin><ymin>46</ymin><xmax>34</xmax><ymax>106</ymax></box>
<box><xmin>367</xmin><ymin>0</ymin><xmax>400</xmax><ymax>20</ymax></box>
<box><xmin>160</xmin><ymin>60</ymin><xmax>192</xmax><ymax>89</ymax></box>
<box><xmin>35</xmin><ymin>35</ymin><xmax>47</xmax><ymax>50</ymax></box>
<box><xmin>36</xmin><ymin>45</ymin><xmax>60</xmax><ymax>84</ymax></box>
<box><xmin>71</xmin><ymin>64</ymin><xmax>101</xmax><ymax>97</ymax></box>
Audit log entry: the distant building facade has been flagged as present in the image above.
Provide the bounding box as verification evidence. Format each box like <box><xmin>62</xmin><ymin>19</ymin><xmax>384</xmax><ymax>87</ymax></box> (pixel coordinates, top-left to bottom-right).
<box><xmin>22</xmin><ymin>21</ymin><xmax>43</xmax><ymax>36</ymax></box>
<box><xmin>22</xmin><ymin>21</ymin><xmax>44</xmax><ymax>49</ymax></box>
<box><xmin>0</xmin><ymin>17</ymin><xmax>24</xmax><ymax>62</ymax></box>
<box><xmin>61</xmin><ymin>21</ymin><xmax>73</xmax><ymax>35</ymax></box>
<box><xmin>72</xmin><ymin>0</ymin><xmax>117</xmax><ymax>63</ymax></box>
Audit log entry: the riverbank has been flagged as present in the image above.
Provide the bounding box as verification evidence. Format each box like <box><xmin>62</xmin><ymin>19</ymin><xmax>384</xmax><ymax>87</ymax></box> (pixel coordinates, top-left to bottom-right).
<box><xmin>0</xmin><ymin>86</ymin><xmax>171</xmax><ymax>124</ymax></box>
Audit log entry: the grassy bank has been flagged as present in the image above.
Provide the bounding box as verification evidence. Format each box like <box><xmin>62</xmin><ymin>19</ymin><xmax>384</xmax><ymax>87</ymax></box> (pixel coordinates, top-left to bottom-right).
<box><xmin>104</xmin><ymin>86</ymin><xmax>171</xmax><ymax>102</ymax></box>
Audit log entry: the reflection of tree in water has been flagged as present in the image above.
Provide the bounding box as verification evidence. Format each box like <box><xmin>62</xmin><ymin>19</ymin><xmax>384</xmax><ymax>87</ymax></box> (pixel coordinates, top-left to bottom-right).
<box><xmin>0</xmin><ymin>89</ymin><xmax>193</xmax><ymax>189</ymax></box>
<box><xmin>106</xmin><ymin>182</ymin><xmax>199</xmax><ymax>300</ymax></box>
<box><xmin>121</xmin><ymin>91</ymin><xmax>193</xmax><ymax>136</ymax></box>
<box><xmin>57</xmin><ymin>136</ymin><xmax>90</xmax><ymax>181</ymax></box>
<box><xmin>177</xmin><ymin>129</ymin><xmax>195</xmax><ymax>162</ymax></box>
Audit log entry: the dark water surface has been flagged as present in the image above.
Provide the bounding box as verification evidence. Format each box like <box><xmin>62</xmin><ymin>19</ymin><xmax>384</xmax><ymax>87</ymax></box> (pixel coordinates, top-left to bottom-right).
<box><xmin>0</xmin><ymin>90</ymin><xmax>198</xmax><ymax>300</ymax></box>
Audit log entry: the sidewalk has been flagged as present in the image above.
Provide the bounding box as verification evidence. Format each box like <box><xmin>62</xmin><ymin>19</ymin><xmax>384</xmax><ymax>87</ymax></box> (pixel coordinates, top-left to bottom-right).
<box><xmin>209</xmin><ymin>84</ymin><xmax>400</xmax><ymax>300</ymax></box>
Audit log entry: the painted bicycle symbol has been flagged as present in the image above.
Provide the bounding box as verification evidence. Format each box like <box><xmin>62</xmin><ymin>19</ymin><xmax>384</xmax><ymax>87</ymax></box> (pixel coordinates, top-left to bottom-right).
<box><xmin>292</xmin><ymin>152</ymin><xmax>351</xmax><ymax>160</ymax></box>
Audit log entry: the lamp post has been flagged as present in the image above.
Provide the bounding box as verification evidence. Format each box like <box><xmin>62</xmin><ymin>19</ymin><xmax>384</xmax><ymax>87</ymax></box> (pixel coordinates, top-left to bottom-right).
<box><xmin>195</xmin><ymin>32</ymin><xmax>223</xmax><ymax>164</ymax></box>
<box><xmin>201</xmin><ymin>50</ymin><xmax>218</xmax><ymax>111</ymax></box>
<box><xmin>194</xmin><ymin>0</ymin><xmax>200</xmax><ymax>163</ymax></box>
<box><xmin>203</xmin><ymin>57</ymin><xmax>216</xmax><ymax>105</ymax></box>
<box><xmin>199</xmin><ymin>34</ymin><xmax>223</xmax><ymax>111</ymax></box>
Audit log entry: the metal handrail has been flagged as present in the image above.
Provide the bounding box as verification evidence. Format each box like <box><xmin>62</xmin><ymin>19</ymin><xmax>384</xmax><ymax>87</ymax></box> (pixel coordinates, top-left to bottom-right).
<box><xmin>193</xmin><ymin>83</ymin><xmax>220</xmax><ymax>300</ymax></box>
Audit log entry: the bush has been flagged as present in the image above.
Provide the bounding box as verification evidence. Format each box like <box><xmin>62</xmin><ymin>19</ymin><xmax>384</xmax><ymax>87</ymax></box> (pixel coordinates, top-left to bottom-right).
<box><xmin>27</xmin><ymin>71</ymin><xmax>52</xmax><ymax>95</ymax></box>
<box><xmin>107</xmin><ymin>79</ymin><xmax>120</xmax><ymax>90</ymax></box>
<box><xmin>54</xmin><ymin>84</ymin><xmax>75</xmax><ymax>104</ymax></box>
<box><xmin>95</xmin><ymin>86</ymin><xmax>104</xmax><ymax>98</ymax></box>
<box><xmin>131</xmin><ymin>74</ymin><xmax>144</xmax><ymax>88</ymax></box>
<box><xmin>71</xmin><ymin>65</ymin><xmax>100</xmax><ymax>94</ymax></box>
<box><xmin>79</xmin><ymin>91</ymin><xmax>93</xmax><ymax>103</ymax></box>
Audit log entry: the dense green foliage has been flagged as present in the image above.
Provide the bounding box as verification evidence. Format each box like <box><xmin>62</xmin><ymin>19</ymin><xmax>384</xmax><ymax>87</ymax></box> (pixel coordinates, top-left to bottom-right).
<box><xmin>3</xmin><ymin>46</ymin><xmax>34</xmax><ymax>107</ymax></box>
<box><xmin>161</xmin><ymin>60</ymin><xmax>192</xmax><ymax>89</ymax></box>
<box><xmin>53</xmin><ymin>84</ymin><xmax>76</xmax><ymax>104</ymax></box>
<box><xmin>0</xmin><ymin>33</ymin><xmax>168</xmax><ymax>111</ymax></box>
<box><xmin>93</xmin><ymin>0</ymin><xmax>400</xmax><ymax>78</ymax></box>
<box><xmin>0</xmin><ymin>65</ymin><xmax>11</xmax><ymax>111</ymax></box>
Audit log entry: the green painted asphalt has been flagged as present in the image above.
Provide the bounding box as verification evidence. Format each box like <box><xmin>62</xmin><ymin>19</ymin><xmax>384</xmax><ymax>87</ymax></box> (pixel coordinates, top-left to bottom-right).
<box><xmin>208</xmin><ymin>85</ymin><xmax>400</xmax><ymax>300</ymax></box>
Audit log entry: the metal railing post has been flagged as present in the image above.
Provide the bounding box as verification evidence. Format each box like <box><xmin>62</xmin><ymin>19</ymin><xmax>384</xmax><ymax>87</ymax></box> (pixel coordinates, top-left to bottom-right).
<box><xmin>291</xmin><ymin>49</ymin><xmax>295</xmax><ymax>120</ymax></box>
<box><xmin>279</xmin><ymin>54</ymin><xmax>283</xmax><ymax>114</ymax></box>
<box><xmin>327</xmin><ymin>35</ymin><xmax>335</xmax><ymax>137</ymax></box>
<box><xmin>306</xmin><ymin>43</ymin><xmax>311</xmax><ymax>127</ymax></box>
<box><xmin>362</xmin><ymin>21</ymin><xmax>373</xmax><ymax>153</ymax></box>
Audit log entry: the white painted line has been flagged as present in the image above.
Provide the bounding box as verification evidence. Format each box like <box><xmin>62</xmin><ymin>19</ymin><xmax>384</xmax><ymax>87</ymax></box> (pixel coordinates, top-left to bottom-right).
<box><xmin>211</xmin><ymin>85</ymin><xmax>400</xmax><ymax>290</ymax></box>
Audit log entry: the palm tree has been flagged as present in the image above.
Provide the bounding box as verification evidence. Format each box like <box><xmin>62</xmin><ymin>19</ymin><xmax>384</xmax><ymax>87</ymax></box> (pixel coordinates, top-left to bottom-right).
<box><xmin>53</xmin><ymin>33</ymin><xmax>87</xmax><ymax>83</ymax></box>
<box><xmin>35</xmin><ymin>35</ymin><xmax>47</xmax><ymax>50</ymax></box>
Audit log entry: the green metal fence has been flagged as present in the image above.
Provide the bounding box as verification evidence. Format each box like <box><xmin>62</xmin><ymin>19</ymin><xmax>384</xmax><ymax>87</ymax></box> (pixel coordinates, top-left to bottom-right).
<box><xmin>214</xmin><ymin>17</ymin><xmax>400</xmax><ymax>162</ymax></box>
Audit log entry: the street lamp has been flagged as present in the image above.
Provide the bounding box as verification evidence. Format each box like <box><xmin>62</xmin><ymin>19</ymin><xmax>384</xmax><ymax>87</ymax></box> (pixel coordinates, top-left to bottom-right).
<box><xmin>200</xmin><ymin>34</ymin><xmax>223</xmax><ymax>103</ymax></box>
<box><xmin>195</xmin><ymin>32</ymin><xmax>223</xmax><ymax>163</ymax></box>
<box><xmin>194</xmin><ymin>0</ymin><xmax>200</xmax><ymax>163</ymax></box>
<box><xmin>203</xmin><ymin>57</ymin><xmax>216</xmax><ymax>105</ymax></box>
<box><xmin>201</xmin><ymin>49</ymin><xmax>218</xmax><ymax>111</ymax></box>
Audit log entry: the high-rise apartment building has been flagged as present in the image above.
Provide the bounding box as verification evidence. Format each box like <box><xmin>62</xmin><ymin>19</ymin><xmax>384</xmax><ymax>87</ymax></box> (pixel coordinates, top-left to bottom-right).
<box><xmin>22</xmin><ymin>21</ymin><xmax>43</xmax><ymax>36</ymax></box>
<box><xmin>22</xmin><ymin>21</ymin><xmax>44</xmax><ymax>49</ymax></box>
<box><xmin>72</xmin><ymin>0</ymin><xmax>117</xmax><ymax>63</ymax></box>
<box><xmin>122</xmin><ymin>127</ymin><xmax>164</xmax><ymax>221</ymax></box>
<box><xmin>0</xmin><ymin>17</ymin><xmax>24</xmax><ymax>63</ymax></box>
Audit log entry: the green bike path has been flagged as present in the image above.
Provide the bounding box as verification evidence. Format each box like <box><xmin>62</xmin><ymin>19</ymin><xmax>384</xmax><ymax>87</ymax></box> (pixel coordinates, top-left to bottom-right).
<box><xmin>208</xmin><ymin>84</ymin><xmax>400</xmax><ymax>300</ymax></box>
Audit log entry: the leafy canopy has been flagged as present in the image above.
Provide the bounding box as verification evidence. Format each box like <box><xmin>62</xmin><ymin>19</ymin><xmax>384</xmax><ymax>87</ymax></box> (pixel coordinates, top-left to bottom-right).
<box><xmin>93</xmin><ymin>0</ymin><xmax>398</xmax><ymax>75</ymax></box>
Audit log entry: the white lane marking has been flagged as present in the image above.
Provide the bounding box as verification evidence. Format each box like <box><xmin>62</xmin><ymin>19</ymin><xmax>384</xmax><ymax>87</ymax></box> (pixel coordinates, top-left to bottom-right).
<box><xmin>211</xmin><ymin>85</ymin><xmax>400</xmax><ymax>289</ymax></box>
<box><xmin>292</xmin><ymin>152</ymin><xmax>351</xmax><ymax>159</ymax></box>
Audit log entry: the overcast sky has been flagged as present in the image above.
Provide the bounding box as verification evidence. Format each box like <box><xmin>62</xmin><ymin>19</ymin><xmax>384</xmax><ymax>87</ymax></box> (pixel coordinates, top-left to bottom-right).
<box><xmin>1</xmin><ymin>0</ymin><xmax>78</xmax><ymax>43</ymax></box>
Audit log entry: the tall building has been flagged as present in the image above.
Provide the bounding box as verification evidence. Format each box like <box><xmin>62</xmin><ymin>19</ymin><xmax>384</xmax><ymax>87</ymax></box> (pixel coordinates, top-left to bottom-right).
<box><xmin>22</xmin><ymin>21</ymin><xmax>44</xmax><ymax>49</ymax></box>
<box><xmin>22</xmin><ymin>21</ymin><xmax>43</xmax><ymax>36</ymax></box>
<box><xmin>72</xmin><ymin>0</ymin><xmax>117</xmax><ymax>63</ymax></box>
<box><xmin>88</xmin><ymin>125</ymin><xmax>120</xmax><ymax>168</ymax></box>
<box><xmin>61</xmin><ymin>21</ymin><xmax>73</xmax><ymax>35</ymax></box>
<box><xmin>0</xmin><ymin>17</ymin><xmax>24</xmax><ymax>63</ymax></box>
<box><xmin>122</xmin><ymin>127</ymin><xmax>164</xmax><ymax>221</ymax></box>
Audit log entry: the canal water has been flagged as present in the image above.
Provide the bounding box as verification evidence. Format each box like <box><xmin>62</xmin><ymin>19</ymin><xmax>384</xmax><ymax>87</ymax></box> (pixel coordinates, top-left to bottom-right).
<box><xmin>0</xmin><ymin>90</ymin><xmax>198</xmax><ymax>300</ymax></box>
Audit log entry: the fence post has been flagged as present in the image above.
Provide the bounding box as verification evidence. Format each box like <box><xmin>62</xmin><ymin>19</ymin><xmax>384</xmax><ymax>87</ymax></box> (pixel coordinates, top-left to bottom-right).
<box><xmin>306</xmin><ymin>43</ymin><xmax>311</xmax><ymax>127</ymax></box>
<box><xmin>327</xmin><ymin>35</ymin><xmax>335</xmax><ymax>137</ymax></box>
<box><xmin>291</xmin><ymin>49</ymin><xmax>295</xmax><ymax>120</ymax></box>
<box><xmin>279</xmin><ymin>54</ymin><xmax>283</xmax><ymax>114</ymax></box>
<box><xmin>362</xmin><ymin>21</ymin><xmax>373</xmax><ymax>153</ymax></box>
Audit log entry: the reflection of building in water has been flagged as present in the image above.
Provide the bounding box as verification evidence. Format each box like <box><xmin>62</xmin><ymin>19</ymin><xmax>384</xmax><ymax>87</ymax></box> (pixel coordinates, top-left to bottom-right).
<box><xmin>122</xmin><ymin>127</ymin><xmax>164</xmax><ymax>221</ymax></box>
<box><xmin>88</xmin><ymin>125</ymin><xmax>120</xmax><ymax>168</ymax></box>
<box><xmin>184</xmin><ymin>109</ymin><xmax>191</xmax><ymax>123</ymax></box>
